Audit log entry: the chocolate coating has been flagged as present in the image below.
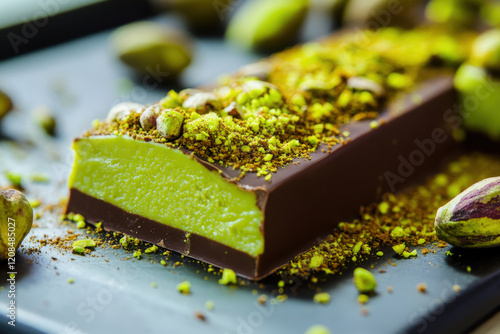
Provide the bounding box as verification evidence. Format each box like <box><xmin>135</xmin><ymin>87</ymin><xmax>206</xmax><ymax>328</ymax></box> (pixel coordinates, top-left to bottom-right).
<box><xmin>67</xmin><ymin>75</ymin><xmax>457</xmax><ymax>279</ymax></box>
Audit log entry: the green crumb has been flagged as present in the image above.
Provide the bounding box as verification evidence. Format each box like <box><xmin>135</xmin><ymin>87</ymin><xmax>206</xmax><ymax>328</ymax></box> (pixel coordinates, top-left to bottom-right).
<box><xmin>73</xmin><ymin>214</ymin><xmax>85</xmax><ymax>222</ymax></box>
<box><xmin>120</xmin><ymin>236</ymin><xmax>129</xmax><ymax>247</ymax></box>
<box><xmin>467</xmin><ymin>266</ymin><xmax>472</xmax><ymax>273</ymax></box>
<box><xmin>72</xmin><ymin>239</ymin><xmax>96</xmax><ymax>254</ymax></box>
<box><xmin>378</xmin><ymin>201</ymin><xmax>389</xmax><ymax>214</ymax></box>
<box><xmin>205</xmin><ymin>300</ymin><xmax>214</xmax><ymax>311</ymax></box>
<box><xmin>68</xmin><ymin>278</ymin><xmax>74</xmax><ymax>284</ymax></box>
<box><xmin>160</xmin><ymin>260</ymin><xmax>167</xmax><ymax>266</ymax></box>
<box><xmin>29</xmin><ymin>199</ymin><xmax>40</xmax><ymax>208</ymax></box>
<box><xmin>133</xmin><ymin>250</ymin><xmax>142</xmax><ymax>259</ymax></box>
<box><xmin>353</xmin><ymin>268</ymin><xmax>377</xmax><ymax>293</ymax></box>
<box><xmin>403</xmin><ymin>250</ymin><xmax>417</xmax><ymax>258</ymax></box>
<box><xmin>76</xmin><ymin>221</ymin><xmax>86</xmax><ymax>229</ymax></box>
<box><xmin>370</xmin><ymin>121</ymin><xmax>379</xmax><ymax>129</ymax></box>
<box><xmin>391</xmin><ymin>227</ymin><xmax>405</xmax><ymax>238</ymax></box>
<box><xmin>95</xmin><ymin>222</ymin><xmax>102</xmax><ymax>229</ymax></box>
<box><xmin>278</xmin><ymin>280</ymin><xmax>285</xmax><ymax>288</ymax></box>
<box><xmin>418</xmin><ymin>238</ymin><xmax>426</xmax><ymax>245</ymax></box>
<box><xmin>392</xmin><ymin>243</ymin><xmax>406</xmax><ymax>255</ymax></box>
<box><xmin>446</xmin><ymin>250</ymin><xmax>453</xmax><ymax>256</ymax></box>
<box><xmin>305</xmin><ymin>325</ymin><xmax>331</xmax><ymax>334</ymax></box>
<box><xmin>376</xmin><ymin>251</ymin><xmax>384</xmax><ymax>257</ymax></box>
<box><xmin>352</xmin><ymin>241</ymin><xmax>363</xmax><ymax>254</ymax></box>
<box><xmin>5</xmin><ymin>171</ymin><xmax>22</xmax><ymax>189</ymax></box>
<box><xmin>218</xmin><ymin>268</ymin><xmax>237</xmax><ymax>285</ymax></box>
<box><xmin>357</xmin><ymin>294</ymin><xmax>369</xmax><ymax>304</ymax></box>
<box><xmin>313</xmin><ymin>292</ymin><xmax>331</xmax><ymax>304</ymax></box>
<box><xmin>309</xmin><ymin>255</ymin><xmax>323</xmax><ymax>268</ymax></box>
<box><xmin>151</xmin><ymin>282</ymin><xmax>157</xmax><ymax>288</ymax></box>
<box><xmin>177</xmin><ymin>281</ymin><xmax>191</xmax><ymax>294</ymax></box>
<box><xmin>145</xmin><ymin>245</ymin><xmax>159</xmax><ymax>254</ymax></box>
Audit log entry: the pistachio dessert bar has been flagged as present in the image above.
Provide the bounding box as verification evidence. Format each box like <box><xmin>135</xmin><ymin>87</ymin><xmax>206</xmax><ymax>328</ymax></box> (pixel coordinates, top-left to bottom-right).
<box><xmin>67</xmin><ymin>28</ymin><xmax>471</xmax><ymax>279</ymax></box>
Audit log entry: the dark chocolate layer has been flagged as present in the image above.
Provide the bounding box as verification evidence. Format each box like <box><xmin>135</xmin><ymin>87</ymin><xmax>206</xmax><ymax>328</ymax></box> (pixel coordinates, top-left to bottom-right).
<box><xmin>67</xmin><ymin>75</ymin><xmax>457</xmax><ymax>279</ymax></box>
<box><xmin>67</xmin><ymin>188</ymin><xmax>260</xmax><ymax>278</ymax></box>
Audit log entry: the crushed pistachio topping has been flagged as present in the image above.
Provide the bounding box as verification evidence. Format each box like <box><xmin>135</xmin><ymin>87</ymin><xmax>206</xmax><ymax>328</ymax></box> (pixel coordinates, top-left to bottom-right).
<box><xmin>218</xmin><ymin>268</ymin><xmax>237</xmax><ymax>285</ymax></box>
<box><xmin>87</xmin><ymin>28</ymin><xmax>473</xmax><ymax>180</ymax></box>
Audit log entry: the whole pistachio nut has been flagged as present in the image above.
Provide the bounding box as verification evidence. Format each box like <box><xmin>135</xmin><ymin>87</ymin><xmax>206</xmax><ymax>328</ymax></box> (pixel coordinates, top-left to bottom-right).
<box><xmin>140</xmin><ymin>105</ymin><xmax>162</xmax><ymax>131</ymax></box>
<box><xmin>156</xmin><ymin>109</ymin><xmax>184</xmax><ymax>139</ymax></box>
<box><xmin>183</xmin><ymin>92</ymin><xmax>222</xmax><ymax>114</ymax></box>
<box><xmin>454</xmin><ymin>63</ymin><xmax>500</xmax><ymax>140</ymax></box>
<box><xmin>0</xmin><ymin>189</ymin><xmax>33</xmax><ymax>259</ymax></box>
<box><xmin>470</xmin><ymin>29</ymin><xmax>500</xmax><ymax>71</ymax></box>
<box><xmin>151</xmin><ymin>0</ymin><xmax>229</xmax><ymax>32</ymax></box>
<box><xmin>344</xmin><ymin>0</ymin><xmax>424</xmax><ymax>28</ymax></box>
<box><xmin>435</xmin><ymin>177</ymin><xmax>500</xmax><ymax>248</ymax></box>
<box><xmin>106</xmin><ymin>102</ymin><xmax>145</xmax><ymax>123</ymax></box>
<box><xmin>0</xmin><ymin>90</ymin><xmax>13</xmax><ymax>123</ymax></box>
<box><xmin>33</xmin><ymin>106</ymin><xmax>57</xmax><ymax>136</ymax></box>
<box><xmin>225</xmin><ymin>0</ymin><xmax>308</xmax><ymax>51</ymax></box>
<box><xmin>111</xmin><ymin>21</ymin><xmax>193</xmax><ymax>76</ymax></box>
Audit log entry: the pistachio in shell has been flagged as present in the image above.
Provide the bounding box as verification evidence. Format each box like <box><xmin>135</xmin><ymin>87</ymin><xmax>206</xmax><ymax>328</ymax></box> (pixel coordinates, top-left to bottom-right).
<box><xmin>225</xmin><ymin>0</ymin><xmax>308</xmax><ymax>52</ymax></box>
<box><xmin>470</xmin><ymin>29</ymin><xmax>500</xmax><ymax>71</ymax></box>
<box><xmin>0</xmin><ymin>189</ymin><xmax>33</xmax><ymax>259</ymax></box>
<box><xmin>435</xmin><ymin>177</ymin><xmax>500</xmax><ymax>248</ymax></box>
<box><xmin>111</xmin><ymin>21</ymin><xmax>193</xmax><ymax>77</ymax></box>
<box><xmin>106</xmin><ymin>102</ymin><xmax>145</xmax><ymax>123</ymax></box>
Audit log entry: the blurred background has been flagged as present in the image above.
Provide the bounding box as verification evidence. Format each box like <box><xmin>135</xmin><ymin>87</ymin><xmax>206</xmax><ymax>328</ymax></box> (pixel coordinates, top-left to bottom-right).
<box><xmin>1</xmin><ymin>1</ymin><xmax>500</xmax><ymax>333</ymax></box>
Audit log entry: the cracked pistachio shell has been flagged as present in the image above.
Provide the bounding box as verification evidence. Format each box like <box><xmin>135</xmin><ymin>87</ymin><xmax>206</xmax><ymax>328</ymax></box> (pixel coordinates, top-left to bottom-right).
<box><xmin>106</xmin><ymin>102</ymin><xmax>145</xmax><ymax>123</ymax></box>
<box><xmin>183</xmin><ymin>92</ymin><xmax>222</xmax><ymax>114</ymax></box>
<box><xmin>0</xmin><ymin>189</ymin><xmax>33</xmax><ymax>259</ymax></box>
<box><xmin>140</xmin><ymin>105</ymin><xmax>162</xmax><ymax>131</ymax></box>
<box><xmin>435</xmin><ymin>177</ymin><xmax>500</xmax><ymax>248</ymax></box>
<box><xmin>225</xmin><ymin>0</ymin><xmax>308</xmax><ymax>51</ymax></box>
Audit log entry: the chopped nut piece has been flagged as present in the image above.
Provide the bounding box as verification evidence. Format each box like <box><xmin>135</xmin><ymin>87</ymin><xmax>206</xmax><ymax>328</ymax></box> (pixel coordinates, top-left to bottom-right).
<box><xmin>416</xmin><ymin>283</ymin><xmax>427</xmax><ymax>293</ymax></box>
<box><xmin>218</xmin><ymin>268</ymin><xmax>237</xmax><ymax>285</ymax></box>
<box><xmin>353</xmin><ymin>268</ymin><xmax>377</xmax><ymax>293</ymax></box>
<box><xmin>177</xmin><ymin>281</ymin><xmax>191</xmax><ymax>294</ymax></box>
<box><xmin>313</xmin><ymin>292</ymin><xmax>331</xmax><ymax>304</ymax></box>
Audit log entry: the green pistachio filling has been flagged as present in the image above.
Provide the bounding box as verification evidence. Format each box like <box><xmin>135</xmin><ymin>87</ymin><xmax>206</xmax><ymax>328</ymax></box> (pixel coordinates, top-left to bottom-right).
<box><xmin>69</xmin><ymin>136</ymin><xmax>264</xmax><ymax>257</ymax></box>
